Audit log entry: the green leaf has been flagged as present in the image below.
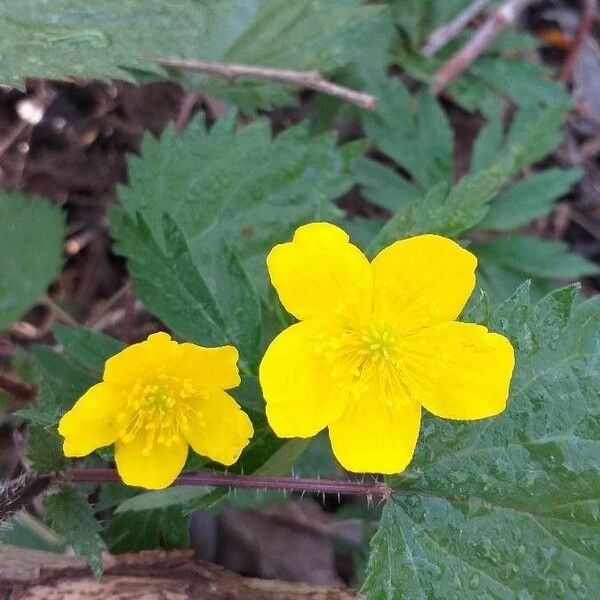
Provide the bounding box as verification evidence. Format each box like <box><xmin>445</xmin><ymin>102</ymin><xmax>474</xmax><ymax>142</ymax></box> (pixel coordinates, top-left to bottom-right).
<box><xmin>361</xmin><ymin>77</ymin><xmax>453</xmax><ymax>188</ymax></box>
<box><xmin>0</xmin><ymin>191</ymin><xmax>64</xmax><ymax>331</ymax></box>
<box><xmin>27</xmin><ymin>424</ymin><xmax>67</xmax><ymax>474</ymax></box>
<box><xmin>473</xmin><ymin>234</ymin><xmax>600</xmax><ymax>280</ymax></box>
<box><xmin>0</xmin><ymin>0</ymin><xmax>382</xmax><ymax>110</ymax></box>
<box><xmin>17</xmin><ymin>346</ymin><xmax>96</xmax><ymax>426</ymax></box>
<box><xmin>45</xmin><ymin>486</ymin><xmax>106</xmax><ymax>575</ymax></box>
<box><xmin>363</xmin><ymin>286</ymin><xmax>600</xmax><ymax>599</ymax></box>
<box><xmin>472</xmin><ymin>104</ymin><xmax>569</xmax><ymax>174</ymax></box>
<box><xmin>112</xmin><ymin>112</ymin><xmax>347</xmax><ymax>299</ymax></box>
<box><xmin>105</xmin><ymin>505</ymin><xmax>189</xmax><ymax>553</ymax></box>
<box><xmin>111</xmin><ymin>210</ymin><xmax>262</xmax><ymax>367</ymax></box>
<box><xmin>470</xmin><ymin>57</ymin><xmax>571</xmax><ymax>109</ymax></box>
<box><xmin>53</xmin><ymin>325</ymin><xmax>124</xmax><ymax>373</ymax></box>
<box><xmin>116</xmin><ymin>486</ymin><xmax>211</xmax><ymax>514</ymax></box>
<box><xmin>369</xmin><ymin>158</ymin><xmax>513</xmax><ymax>252</ymax></box>
<box><xmin>479</xmin><ymin>168</ymin><xmax>583</xmax><ymax>230</ymax></box>
<box><xmin>353</xmin><ymin>157</ymin><xmax>420</xmax><ymax>212</ymax></box>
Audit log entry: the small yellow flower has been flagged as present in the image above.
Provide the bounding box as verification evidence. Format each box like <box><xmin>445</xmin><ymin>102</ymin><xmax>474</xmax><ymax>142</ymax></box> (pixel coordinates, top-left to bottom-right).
<box><xmin>59</xmin><ymin>333</ymin><xmax>253</xmax><ymax>489</ymax></box>
<box><xmin>259</xmin><ymin>223</ymin><xmax>514</xmax><ymax>474</ymax></box>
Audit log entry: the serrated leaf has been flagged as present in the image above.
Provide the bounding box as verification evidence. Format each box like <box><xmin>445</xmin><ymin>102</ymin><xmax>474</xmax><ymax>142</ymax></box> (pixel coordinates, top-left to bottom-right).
<box><xmin>110</xmin><ymin>210</ymin><xmax>262</xmax><ymax>367</ymax></box>
<box><xmin>472</xmin><ymin>104</ymin><xmax>569</xmax><ymax>174</ymax></box>
<box><xmin>17</xmin><ymin>346</ymin><xmax>96</xmax><ymax>426</ymax></box>
<box><xmin>0</xmin><ymin>191</ymin><xmax>64</xmax><ymax>331</ymax></box>
<box><xmin>113</xmin><ymin>112</ymin><xmax>346</xmax><ymax>300</ymax></box>
<box><xmin>479</xmin><ymin>168</ymin><xmax>583</xmax><ymax>230</ymax></box>
<box><xmin>27</xmin><ymin>424</ymin><xmax>67</xmax><ymax>474</ymax></box>
<box><xmin>473</xmin><ymin>234</ymin><xmax>600</xmax><ymax>280</ymax></box>
<box><xmin>0</xmin><ymin>0</ymin><xmax>382</xmax><ymax>110</ymax></box>
<box><xmin>361</xmin><ymin>77</ymin><xmax>453</xmax><ymax>188</ymax></box>
<box><xmin>369</xmin><ymin>158</ymin><xmax>513</xmax><ymax>252</ymax></box>
<box><xmin>362</xmin><ymin>286</ymin><xmax>600</xmax><ymax>599</ymax></box>
<box><xmin>45</xmin><ymin>486</ymin><xmax>106</xmax><ymax>575</ymax></box>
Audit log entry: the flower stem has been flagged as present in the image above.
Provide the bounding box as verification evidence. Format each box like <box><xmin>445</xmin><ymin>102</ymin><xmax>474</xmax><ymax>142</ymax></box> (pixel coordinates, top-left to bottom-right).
<box><xmin>65</xmin><ymin>468</ymin><xmax>391</xmax><ymax>500</ymax></box>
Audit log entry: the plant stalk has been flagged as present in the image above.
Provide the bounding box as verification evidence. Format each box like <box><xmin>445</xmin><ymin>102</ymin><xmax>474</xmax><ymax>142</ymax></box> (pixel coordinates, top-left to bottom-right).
<box><xmin>65</xmin><ymin>468</ymin><xmax>391</xmax><ymax>500</ymax></box>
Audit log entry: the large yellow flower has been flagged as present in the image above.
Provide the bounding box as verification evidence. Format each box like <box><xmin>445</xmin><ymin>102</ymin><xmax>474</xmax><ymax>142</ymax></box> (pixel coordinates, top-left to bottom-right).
<box><xmin>259</xmin><ymin>223</ymin><xmax>514</xmax><ymax>474</ymax></box>
<box><xmin>59</xmin><ymin>332</ymin><xmax>253</xmax><ymax>489</ymax></box>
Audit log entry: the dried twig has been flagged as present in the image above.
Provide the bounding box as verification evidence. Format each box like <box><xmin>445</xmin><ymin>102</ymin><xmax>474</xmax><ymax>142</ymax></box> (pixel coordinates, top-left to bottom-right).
<box><xmin>155</xmin><ymin>58</ymin><xmax>377</xmax><ymax>111</ymax></box>
<box><xmin>431</xmin><ymin>0</ymin><xmax>537</xmax><ymax>94</ymax></box>
<box><xmin>422</xmin><ymin>0</ymin><xmax>491</xmax><ymax>57</ymax></box>
<box><xmin>558</xmin><ymin>0</ymin><xmax>598</xmax><ymax>81</ymax></box>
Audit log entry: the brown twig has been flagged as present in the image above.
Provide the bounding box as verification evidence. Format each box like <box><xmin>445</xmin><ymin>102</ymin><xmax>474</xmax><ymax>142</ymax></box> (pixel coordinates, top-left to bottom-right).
<box><xmin>65</xmin><ymin>468</ymin><xmax>391</xmax><ymax>500</ymax></box>
<box><xmin>422</xmin><ymin>0</ymin><xmax>492</xmax><ymax>56</ymax></box>
<box><xmin>558</xmin><ymin>0</ymin><xmax>598</xmax><ymax>82</ymax></box>
<box><xmin>0</xmin><ymin>373</ymin><xmax>36</xmax><ymax>401</ymax></box>
<box><xmin>155</xmin><ymin>58</ymin><xmax>377</xmax><ymax>111</ymax></box>
<box><xmin>431</xmin><ymin>0</ymin><xmax>537</xmax><ymax>94</ymax></box>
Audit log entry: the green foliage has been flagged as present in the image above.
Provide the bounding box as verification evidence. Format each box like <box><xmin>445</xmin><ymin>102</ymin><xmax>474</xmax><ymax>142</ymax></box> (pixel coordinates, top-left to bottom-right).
<box><xmin>45</xmin><ymin>486</ymin><xmax>106</xmax><ymax>575</ymax></box>
<box><xmin>0</xmin><ymin>191</ymin><xmax>64</xmax><ymax>331</ymax></box>
<box><xmin>363</xmin><ymin>285</ymin><xmax>600</xmax><ymax>599</ymax></box>
<box><xmin>110</xmin><ymin>211</ymin><xmax>262</xmax><ymax>367</ymax></box>
<box><xmin>0</xmin><ymin>0</ymin><xmax>383</xmax><ymax>110</ymax></box>
<box><xmin>27</xmin><ymin>424</ymin><xmax>67</xmax><ymax>474</ymax></box>
<box><xmin>113</xmin><ymin>113</ymin><xmax>345</xmax><ymax>292</ymax></box>
<box><xmin>355</xmin><ymin>72</ymin><xmax>586</xmax><ymax>300</ymax></box>
<box><xmin>390</xmin><ymin>0</ymin><xmax>570</xmax><ymax>112</ymax></box>
<box><xmin>361</xmin><ymin>79</ymin><xmax>453</xmax><ymax>189</ymax></box>
<box><xmin>473</xmin><ymin>235</ymin><xmax>600</xmax><ymax>280</ymax></box>
<box><xmin>478</xmin><ymin>168</ymin><xmax>583</xmax><ymax>230</ymax></box>
<box><xmin>368</xmin><ymin>158</ymin><xmax>514</xmax><ymax>253</ymax></box>
<box><xmin>17</xmin><ymin>346</ymin><xmax>96</xmax><ymax>426</ymax></box>
<box><xmin>53</xmin><ymin>324</ymin><xmax>125</xmax><ymax>373</ymax></box>
<box><xmin>105</xmin><ymin>505</ymin><xmax>189</xmax><ymax>553</ymax></box>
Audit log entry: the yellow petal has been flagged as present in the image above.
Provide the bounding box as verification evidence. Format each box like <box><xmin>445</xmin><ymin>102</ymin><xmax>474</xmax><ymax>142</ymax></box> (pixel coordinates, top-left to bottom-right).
<box><xmin>175</xmin><ymin>344</ymin><xmax>240</xmax><ymax>390</ymax></box>
<box><xmin>103</xmin><ymin>332</ymin><xmax>179</xmax><ymax>385</ymax></box>
<box><xmin>115</xmin><ymin>432</ymin><xmax>188</xmax><ymax>489</ymax></box>
<box><xmin>267</xmin><ymin>222</ymin><xmax>371</xmax><ymax>321</ymax></box>
<box><xmin>402</xmin><ymin>322</ymin><xmax>515</xmax><ymax>420</ymax></box>
<box><xmin>183</xmin><ymin>389</ymin><xmax>253</xmax><ymax>466</ymax></box>
<box><xmin>371</xmin><ymin>234</ymin><xmax>477</xmax><ymax>333</ymax></box>
<box><xmin>58</xmin><ymin>382</ymin><xmax>121</xmax><ymax>457</ymax></box>
<box><xmin>329</xmin><ymin>393</ymin><xmax>421</xmax><ymax>474</ymax></box>
<box><xmin>259</xmin><ymin>318</ymin><xmax>349</xmax><ymax>438</ymax></box>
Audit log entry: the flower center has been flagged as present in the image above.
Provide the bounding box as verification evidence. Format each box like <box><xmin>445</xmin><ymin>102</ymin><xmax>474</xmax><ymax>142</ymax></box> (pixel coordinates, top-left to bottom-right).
<box><xmin>116</xmin><ymin>371</ymin><xmax>206</xmax><ymax>455</ymax></box>
<box><xmin>317</xmin><ymin>323</ymin><xmax>411</xmax><ymax>408</ymax></box>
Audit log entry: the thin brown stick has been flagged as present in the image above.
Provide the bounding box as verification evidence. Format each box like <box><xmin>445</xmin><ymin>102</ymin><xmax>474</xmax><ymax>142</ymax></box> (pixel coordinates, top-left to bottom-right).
<box><xmin>155</xmin><ymin>58</ymin><xmax>377</xmax><ymax>111</ymax></box>
<box><xmin>65</xmin><ymin>468</ymin><xmax>391</xmax><ymax>500</ymax></box>
<box><xmin>431</xmin><ymin>0</ymin><xmax>537</xmax><ymax>94</ymax></box>
<box><xmin>422</xmin><ymin>0</ymin><xmax>491</xmax><ymax>57</ymax></box>
<box><xmin>558</xmin><ymin>0</ymin><xmax>598</xmax><ymax>81</ymax></box>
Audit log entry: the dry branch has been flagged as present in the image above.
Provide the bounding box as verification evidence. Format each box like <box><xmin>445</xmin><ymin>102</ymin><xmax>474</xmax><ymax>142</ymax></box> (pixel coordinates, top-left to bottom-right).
<box><xmin>0</xmin><ymin>546</ymin><xmax>361</xmax><ymax>599</ymax></box>
<box><xmin>431</xmin><ymin>0</ymin><xmax>538</xmax><ymax>94</ymax></box>
<box><xmin>155</xmin><ymin>58</ymin><xmax>377</xmax><ymax>110</ymax></box>
<box><xmin>422</xmin><ymin>0</ymin><xmax>491</xmax><ymax>57</ymax></box>
<box><xmin>558</xmin><ymin>0</ymin><xmax>598</xmax><ymax>81</ymax></box>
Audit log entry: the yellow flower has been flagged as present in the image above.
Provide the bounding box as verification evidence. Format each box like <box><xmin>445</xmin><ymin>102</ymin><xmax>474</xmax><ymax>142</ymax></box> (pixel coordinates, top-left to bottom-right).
<box><xmin>58</xmin><ymin>332</ymin><xmax>253</xmax><ymax>489</ymax></box>
<box><xmin>259</xmin><ymin>223</ymin><xmax>514</xmax><ymax>474</ymax></box>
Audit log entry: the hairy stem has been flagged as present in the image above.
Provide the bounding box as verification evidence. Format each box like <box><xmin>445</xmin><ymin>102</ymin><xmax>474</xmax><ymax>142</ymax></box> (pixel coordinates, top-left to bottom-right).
<box><xmin>65</xmin><ymin>468</ymin><xmax>391</xmax><ymax>500</ymax></box>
